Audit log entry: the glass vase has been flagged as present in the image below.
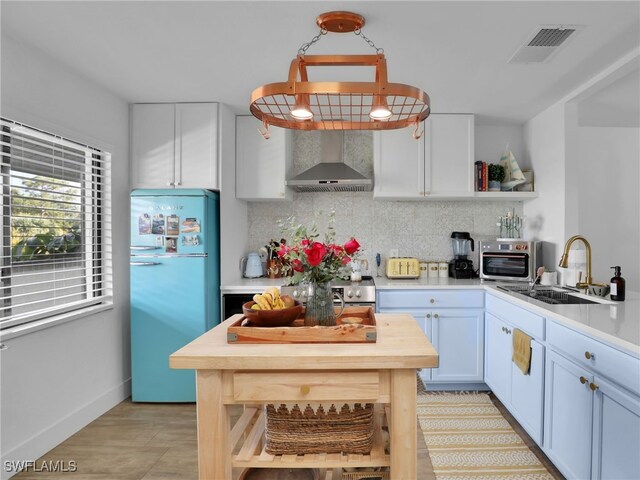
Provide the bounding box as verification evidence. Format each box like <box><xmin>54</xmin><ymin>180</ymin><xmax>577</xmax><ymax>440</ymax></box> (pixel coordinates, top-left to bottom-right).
<box><xmin>304</xmin><ymin>281</ymin><xmax>343</xmax><ymax>326</ymax></box>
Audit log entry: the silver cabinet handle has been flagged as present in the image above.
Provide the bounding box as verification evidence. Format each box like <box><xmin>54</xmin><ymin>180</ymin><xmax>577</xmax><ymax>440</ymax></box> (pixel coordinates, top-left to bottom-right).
<box><xmin>426</xmin><ymin>314</ymin><xmax>431</xmax><ymax>319</ymax></box>
<box><xmin>433</xmin><ymin>313</ymin><xmax>439</xmax><ymax>319</ymax></box>
<box><xmin>130</xmin><ymin>261</ymin><xmax>161</xmax><ymax>266</ymax></box>
<box><xmin>430</xmin><ymin>298</ymin><xmax>435</xmax><ymax>304</ymax></box>
<box><xmin>0</xmin><ymin>343</ymin><xmax>7</xmax><ymax>351</ymax></box>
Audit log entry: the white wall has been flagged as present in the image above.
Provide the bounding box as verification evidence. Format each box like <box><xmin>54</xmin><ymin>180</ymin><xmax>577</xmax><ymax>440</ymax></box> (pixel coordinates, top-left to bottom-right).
<box><xmin>219</xmin><ymin>107</ymin><xmax>248</xmax><ymax>285</ymax></box>
<box><xmin>0</xmin><ymin>34</ymin><xmax>130</xmax><ymax>478</ymax></box>
<box><xmin>577</xmin><ymin>126</ymin><xmax>640</xmax><ymax>289</ymax></box>
<box><xmin>475</xmin><ymin>124</ymin><xmax>527</xmax><ymax>168</ymax></box>
<box><xmin>523</xmin><ymin>101</ymin><xmax>567</xmax><ymax>267</ymax></box>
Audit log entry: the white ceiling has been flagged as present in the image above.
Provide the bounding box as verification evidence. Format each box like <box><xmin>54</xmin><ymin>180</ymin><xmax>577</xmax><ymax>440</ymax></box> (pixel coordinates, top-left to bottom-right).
<box><xmin>2</xmin><ymin>1</ymin><xmax>639</xmax><ymax>124</ymax></box>
<box><xmin>578</xmin><ymin>68</ymin><xmax>640</xmax><ymax>127</ymax></box>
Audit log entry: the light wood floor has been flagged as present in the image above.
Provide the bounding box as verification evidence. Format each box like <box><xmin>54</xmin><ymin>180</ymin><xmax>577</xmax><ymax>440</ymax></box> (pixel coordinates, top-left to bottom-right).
<box><xmin>13</xmin><ymin>395</ymin><xmax>562</xmax><ymax>480</ymax></box>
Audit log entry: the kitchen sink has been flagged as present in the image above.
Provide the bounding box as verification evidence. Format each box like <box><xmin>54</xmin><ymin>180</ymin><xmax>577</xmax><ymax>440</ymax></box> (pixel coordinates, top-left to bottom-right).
<box><xmin>497</xmin><ymin>285</ymin><xmax>610</xmax><ymax>305</ymax></box>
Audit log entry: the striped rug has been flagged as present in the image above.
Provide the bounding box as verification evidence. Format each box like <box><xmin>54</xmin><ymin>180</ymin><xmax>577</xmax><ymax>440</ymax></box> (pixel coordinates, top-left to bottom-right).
<box><xmin>417</xmin><ymin>392</ymin><xmax>554</xmax><ymax>480</ymax></box>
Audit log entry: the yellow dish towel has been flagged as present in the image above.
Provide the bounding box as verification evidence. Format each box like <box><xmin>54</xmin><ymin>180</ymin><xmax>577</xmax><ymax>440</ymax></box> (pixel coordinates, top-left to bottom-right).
<box><xmin>512</xmin><ymin>328</ymin><xmax>532</xmax><ymax>375</ymax></box>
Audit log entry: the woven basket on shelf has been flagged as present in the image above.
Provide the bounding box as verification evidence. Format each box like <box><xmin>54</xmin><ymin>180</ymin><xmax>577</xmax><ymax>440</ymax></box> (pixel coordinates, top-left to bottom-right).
<box><xmin>264</xmin><ymin>403</ymin><xmax>374</xmax><ymax>455</ymax></box>
<box><xmin>341</xmin><ymin>469</ymin><xmax>389</xmax><ymax>480</ymax></box>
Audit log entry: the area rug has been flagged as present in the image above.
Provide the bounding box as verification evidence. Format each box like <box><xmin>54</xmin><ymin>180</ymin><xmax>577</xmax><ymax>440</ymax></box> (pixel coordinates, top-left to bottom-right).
<box><xmin>417</xmin><ymin>392</ymin><xmax>554</xmax><ymax>480</ymax></box>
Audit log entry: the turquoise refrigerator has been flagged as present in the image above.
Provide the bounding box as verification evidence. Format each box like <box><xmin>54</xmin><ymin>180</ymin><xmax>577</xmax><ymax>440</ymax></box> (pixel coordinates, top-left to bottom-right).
<box><xmin>130</xmin><ymin>189</ymin><xmax>219</xmax><ymax>402</ymax></box>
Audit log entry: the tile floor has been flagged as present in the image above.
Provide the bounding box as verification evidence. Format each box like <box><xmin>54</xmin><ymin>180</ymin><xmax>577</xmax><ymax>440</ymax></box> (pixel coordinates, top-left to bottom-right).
<box><xmin>11</xmin><ymin>395</ymin><xmax>562</xmax><ymax>480</ymax></box>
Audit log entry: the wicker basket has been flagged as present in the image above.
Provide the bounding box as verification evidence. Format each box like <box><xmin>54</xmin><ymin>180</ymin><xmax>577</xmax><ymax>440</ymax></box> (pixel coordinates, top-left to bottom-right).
<box><xmin>341</xmin><ymin>470</ymin><xmax>389</xmax><ymax>480</ymax></box>
<box><xmin>265</xmin><ymin>403</ymin><xmax>374</xmax><ymax>455</ymax></box>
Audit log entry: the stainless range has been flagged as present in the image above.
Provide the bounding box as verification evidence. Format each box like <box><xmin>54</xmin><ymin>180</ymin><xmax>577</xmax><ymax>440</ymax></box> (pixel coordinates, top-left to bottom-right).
<box><xmin>280</xmin><ymin>276</ymin><xmax>376</xmax><ymax>307</ymax></box>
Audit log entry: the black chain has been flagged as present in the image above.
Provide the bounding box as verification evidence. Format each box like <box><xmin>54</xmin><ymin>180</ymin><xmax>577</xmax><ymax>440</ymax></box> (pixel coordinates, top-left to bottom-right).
<box><xmin>354</xmin><ymin>28</ymin><xmax>384</xmax><ymax>54</ymax></box>
<box><xmin>297</xmin><ymin>28</ymin><xmax>327</xmax><ymax>55</ymax></box>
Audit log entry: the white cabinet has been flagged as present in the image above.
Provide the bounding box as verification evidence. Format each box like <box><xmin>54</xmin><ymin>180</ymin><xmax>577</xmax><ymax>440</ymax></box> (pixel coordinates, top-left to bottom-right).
<box><xmin>544</xmin><ymin>321</ymin><xmax>640</xmax><ymax>480</ymax></box>
<box><xmin>373</xmin><ymin>114</ymin><xmax>474</xmax><ymax>199</ymax></box>
<box><xmin>592</xmin><ymin>376</ymin><xmax>640</xmax><ymax>480</ymax></box>
<box><xmin>484</xmin><ymin>296</ymin><xmax>545</xmax><ymax>445</ymax></box>
<box><xmin>484</xmin><ymin>312</ymin><xmax>512</xmax><ymax>401</ymax></box>
<box><xmin>544</xmin><ymin>350</ymin><xmax>594</xmax><ymax>480</ymax></box>
<box><xmin>131</xmin><ymin>103</ymin><xmax>219</xmax><ymax>190</ymax></box>
<box><xmin>377</xmin><ymin>289</ymin><xmax>484</xmax><ymax>385</ymax></box>
<box><xmin>235</xmin><ymin>116</ymin><xmax>292</xmax><ymax>201</ymax></box>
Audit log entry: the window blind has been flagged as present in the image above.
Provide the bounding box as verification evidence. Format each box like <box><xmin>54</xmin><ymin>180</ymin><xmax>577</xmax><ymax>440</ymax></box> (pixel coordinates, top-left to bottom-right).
<box><xmin>0</xmin><ymin>118</ymin><xmax>112</xmax><ymax>329</ymax></box>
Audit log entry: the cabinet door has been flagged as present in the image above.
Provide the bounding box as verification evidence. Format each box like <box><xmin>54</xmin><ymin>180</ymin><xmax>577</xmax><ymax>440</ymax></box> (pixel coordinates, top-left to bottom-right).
<box><xmin>373</xmin><ymin>128</ymin><xmax>424</xmax><ymax>198</ymax></box>
<box><xmin>484</xmin><ymin>312</ymin><xmax>512</xmax><ymax>402</ymax></box>
<box><xmin>424</xmin><ymin>114</ymin><xmax>474</xmax><ymax>197</ymax></box>
<box><xmin>592</xmin><ymin>376</ymin><xmax>640</xmax><ymax>480</ymax></box>
<box><xmin>431</xmin><ymin>308</ymin><xmax>484</xmax><ymax>382</ymax></box>
<box><xmin>131</xmin><ymin>103</ymin><xmax>176</xmax><ymax>188</ymax></box>
<box><xmin>510</xmin><ymin>338</ymin><xmax>544</xmax><ymax>445</ymax></box>
<box><xmin>236</xmin><ymin>116</ymin><xmax>291</xmax><ymax>200</ymax></box>
<box><xmin>175</xmin><ymin>103</ymin><xmax>219</xmax><ymax>189</ymax></box>
<box><xmin>416</xmin><ymin>313</ymin><xmax>433</xmax><ymax>383</ymax></box>
<box><xmin>544</xmin><ymin>350</ymin><xmax>593</xmax><ymax>480</ymax></box>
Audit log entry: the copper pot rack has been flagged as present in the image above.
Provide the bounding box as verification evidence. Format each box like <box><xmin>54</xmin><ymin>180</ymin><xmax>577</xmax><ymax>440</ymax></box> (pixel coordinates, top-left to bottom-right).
<box><xmin>250</xmin><ymin>11</ymin><xmax>431</xmax><ymax>136</ymax></box>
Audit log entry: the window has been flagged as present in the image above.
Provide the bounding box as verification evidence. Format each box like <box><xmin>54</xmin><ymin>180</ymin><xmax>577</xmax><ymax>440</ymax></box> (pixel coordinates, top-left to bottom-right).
<box><xmin>1</xmin><ymin>118</ymin><xmax>112</xmax><ymax>329</ymax></box>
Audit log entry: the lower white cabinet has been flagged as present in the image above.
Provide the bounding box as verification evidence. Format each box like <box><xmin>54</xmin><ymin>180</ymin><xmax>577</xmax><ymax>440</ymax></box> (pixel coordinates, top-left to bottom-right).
<box><xmin>545</xmin><ymin>347</ymin><xmax>640</xmax><ymax>480</ymax></box>
<box><xmin>377</xmin><ymin>290</ymin><xmax>484</xmax><ymax>384</ymax></box>
<box><xmin>484</xmin><ymin>310</ymin><xmax>544</xmax><ymax>445</ymax></box>
<box><xmin>544</xmin><ymin>349</ymin><xmax>594</xmax><ymax>480</ymax></box>
<box><xmin>592</xmin><ymin>376</ymin><xmax>640</xmax><ymax>480</ymax></box>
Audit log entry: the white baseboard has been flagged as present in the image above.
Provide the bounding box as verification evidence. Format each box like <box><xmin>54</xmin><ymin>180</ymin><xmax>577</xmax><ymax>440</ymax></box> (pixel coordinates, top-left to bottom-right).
<box><xmin>1</xmin><ymin>378</ymin><xmax>131</xmax><ymax>480</ymax></box>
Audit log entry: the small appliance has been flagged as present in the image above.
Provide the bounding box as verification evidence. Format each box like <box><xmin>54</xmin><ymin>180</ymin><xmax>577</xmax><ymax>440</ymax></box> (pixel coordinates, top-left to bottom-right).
<box><xmin>479</xmin><ymin>240</ymin><xmax>541</xmax><ymax>282</ymax></box>
<box><xmin>240</xmin><ymin>252</ymin><xmax>264</xmax><ymax>278</ymax></box>
<box><xmin>386</xmin><ymin>257</ymin><xmax>420</xmax><ymax>279</ymax></box>
<box><xmin>449</xmin><ymin>232</ymin><xmax>475</xmax><ymax>279</ymax></box>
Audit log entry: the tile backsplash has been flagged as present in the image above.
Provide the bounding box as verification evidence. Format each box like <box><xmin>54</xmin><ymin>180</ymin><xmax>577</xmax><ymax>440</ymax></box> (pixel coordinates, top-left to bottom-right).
<box><xmin>247</xmin><ymin>194</ymin><xmax>523</xmax><ymax>276</ymax></box>
<box><xmin>246</xmin><ymin>129</ymin><xmax>522</xmax><ymax>275</ymax></box>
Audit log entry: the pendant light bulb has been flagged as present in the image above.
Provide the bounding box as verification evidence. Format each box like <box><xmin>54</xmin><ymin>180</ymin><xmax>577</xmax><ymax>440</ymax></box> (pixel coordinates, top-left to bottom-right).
<box><xmin>369</xmin><ymin>96</ymin><xmax>392</xmax><ymax>120</ymax></box>
<box><xmin>290</xmin><ymin>95</ymin><xmax>314</xmax><ymax>121</ymax></box>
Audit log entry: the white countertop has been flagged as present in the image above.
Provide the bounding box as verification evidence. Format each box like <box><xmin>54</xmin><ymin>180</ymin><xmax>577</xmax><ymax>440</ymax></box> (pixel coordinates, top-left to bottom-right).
<box><xmin>221</xmin><ymin>276</ymin><xmax>640</xmax><ymax>357</ymax></box>
<box><xmin>485</xmin><ymin>286</ymin><xmax>640</xmax><ymax>358</ymax></box>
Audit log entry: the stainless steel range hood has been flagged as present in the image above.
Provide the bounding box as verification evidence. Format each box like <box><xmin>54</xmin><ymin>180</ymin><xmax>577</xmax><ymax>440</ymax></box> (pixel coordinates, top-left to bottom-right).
<box><xmin>286</xmin><ymin>131</ymin><xmax>373</xmax><ymax>192</ymax></box>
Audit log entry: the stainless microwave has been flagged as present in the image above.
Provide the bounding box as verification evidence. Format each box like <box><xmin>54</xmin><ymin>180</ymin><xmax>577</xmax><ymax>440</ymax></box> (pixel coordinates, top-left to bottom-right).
<box><xmin>479</xmin><ymin>240</ymin><xmax>541</xmax><ymax>282</ymax></box>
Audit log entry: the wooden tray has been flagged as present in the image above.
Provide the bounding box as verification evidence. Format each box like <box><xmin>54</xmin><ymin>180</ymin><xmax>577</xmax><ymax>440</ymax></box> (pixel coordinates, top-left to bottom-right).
<box><xmin>227</xmin><ymin>306</ymin><xmax>376</xmax><ymax>344</ymax></box>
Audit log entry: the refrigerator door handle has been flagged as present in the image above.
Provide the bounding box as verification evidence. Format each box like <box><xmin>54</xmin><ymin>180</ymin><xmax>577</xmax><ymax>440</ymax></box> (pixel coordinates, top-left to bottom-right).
<box><xmin>130</xmin><ymin>261</ymin><xmax>162</xmax><ymax>266</ymax></box>
<box><xmin>131</xmin><ymin>246</ymin><xmax>160</xmax><ymax>251</ymax></box>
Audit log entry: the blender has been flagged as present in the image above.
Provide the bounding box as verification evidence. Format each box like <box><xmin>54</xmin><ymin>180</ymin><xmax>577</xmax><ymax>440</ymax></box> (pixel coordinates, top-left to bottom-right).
<box><xmin>449</xmin><ymin>232</ymin><xmax>475</xmax><ymax>279</ymax></box>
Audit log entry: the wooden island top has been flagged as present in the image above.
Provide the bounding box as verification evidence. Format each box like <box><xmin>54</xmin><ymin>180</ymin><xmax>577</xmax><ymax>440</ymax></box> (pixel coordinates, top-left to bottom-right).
<box><xmin>170</xmin><ymin>313</ymin><xmax>438</xmax><ymax>480</ymax></box>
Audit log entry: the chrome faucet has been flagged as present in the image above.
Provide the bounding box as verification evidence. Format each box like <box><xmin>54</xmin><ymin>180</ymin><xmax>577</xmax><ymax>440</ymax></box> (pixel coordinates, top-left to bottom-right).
<box><xmin>558</xmin><ymin>235</ymin><xmax>592</xmax><ymax>288</ymax></box>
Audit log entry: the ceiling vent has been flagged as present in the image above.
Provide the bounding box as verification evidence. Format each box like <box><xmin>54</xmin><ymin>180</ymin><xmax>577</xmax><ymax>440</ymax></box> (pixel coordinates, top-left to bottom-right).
<box><xmin>508</xmin><ymin>25</ymin><xmax>581</xmax><ymax>64</ymax></box>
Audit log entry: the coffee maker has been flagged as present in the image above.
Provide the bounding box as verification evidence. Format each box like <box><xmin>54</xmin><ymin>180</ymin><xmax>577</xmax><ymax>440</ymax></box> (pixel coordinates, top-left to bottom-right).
<box><xmin>449</xmin><ymin>232</ymin><xmax>475</xmax><ymax>279</ymax></box>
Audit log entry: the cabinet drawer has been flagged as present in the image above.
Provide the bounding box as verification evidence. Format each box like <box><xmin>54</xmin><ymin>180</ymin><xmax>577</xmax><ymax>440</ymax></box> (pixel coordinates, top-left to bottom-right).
<box><xmin>486</xmin><ymin>294</ymin><xmax>544</xmax><ymax>340</ymax></box>
<box><xmin>377</xmin><ymin>289</ymin><xmax>484</xmax><ymax>309</ymax></box>
<box><xmin>548</xmin><ymin>321</ymin><xmax>640</xmax><ymax>396</ymax></box>
<box><xmin>232</xmin><ymin>371</ymin><xmax>383</xmax><ymax>402</ymax></box>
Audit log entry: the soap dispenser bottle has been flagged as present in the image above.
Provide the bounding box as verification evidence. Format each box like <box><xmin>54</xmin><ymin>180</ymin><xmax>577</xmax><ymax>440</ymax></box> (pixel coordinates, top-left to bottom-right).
<box><xmin>610</xmin><ymin>266</ymin><xmax>626</xmax><ymax>301</ymax></box>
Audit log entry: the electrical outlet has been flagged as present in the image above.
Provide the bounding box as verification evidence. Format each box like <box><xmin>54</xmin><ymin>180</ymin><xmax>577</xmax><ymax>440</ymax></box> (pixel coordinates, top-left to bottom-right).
<box><xmin>389</xmin><ymin>249</ymin><xmax>399</xmax><ymax>258</ymax></box>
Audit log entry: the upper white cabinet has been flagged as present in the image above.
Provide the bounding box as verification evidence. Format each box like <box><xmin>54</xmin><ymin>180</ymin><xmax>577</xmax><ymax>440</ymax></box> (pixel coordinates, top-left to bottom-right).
<box><xmin>131</xmin><ymin>103</ymin><xmax>219</xmax><ymax>190</ymax></box>
<box><xmin>373</xmin><ymin>114</ymin><xmax>474</xmax><ymax>199</ymax></box>
<box><xmin>235</xmin><ymin>116</ymin><xmax>292</xmax><ymax>201</ymax></box>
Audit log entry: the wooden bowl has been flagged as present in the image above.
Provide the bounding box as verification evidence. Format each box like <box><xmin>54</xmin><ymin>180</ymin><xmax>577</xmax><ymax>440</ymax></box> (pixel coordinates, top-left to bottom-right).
<box><xmin>242</xmin><ymin>300</ymin><xmax>303</xmax><ymax>327</ymax></box>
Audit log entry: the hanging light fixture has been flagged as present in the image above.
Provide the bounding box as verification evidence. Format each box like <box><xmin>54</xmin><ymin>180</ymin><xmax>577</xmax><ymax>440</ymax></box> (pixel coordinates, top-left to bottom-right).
<box><xmin>250</xmin><ymin>11</ymin><xmax>430</xmax><ymax>136</ymax></box>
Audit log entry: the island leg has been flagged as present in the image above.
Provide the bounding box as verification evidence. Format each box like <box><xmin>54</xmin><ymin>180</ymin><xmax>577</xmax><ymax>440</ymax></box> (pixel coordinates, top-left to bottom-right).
<box><xmin>196</xmin><ymin>369</ymin><xmax>230</xmax><ymax>480</ymax></box>
<box><xmin>390</xmin><ymin>368</ymin><xmax>417</xmax><ymax>480</ymax></box>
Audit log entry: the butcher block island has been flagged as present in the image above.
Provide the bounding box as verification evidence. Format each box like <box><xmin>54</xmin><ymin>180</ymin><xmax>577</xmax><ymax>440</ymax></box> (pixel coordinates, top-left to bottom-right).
<box><xmin>170</xmin><ymin>313</ymin><xmax>438</xmax><ymax>480</ymax></box>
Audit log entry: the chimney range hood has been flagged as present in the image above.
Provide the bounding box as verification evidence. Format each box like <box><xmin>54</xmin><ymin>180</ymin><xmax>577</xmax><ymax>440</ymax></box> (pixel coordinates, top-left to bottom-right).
<box><xmin>286</xmin><ymin>131</ymin><xmax>373</xmax><ymax>192</ymax></box>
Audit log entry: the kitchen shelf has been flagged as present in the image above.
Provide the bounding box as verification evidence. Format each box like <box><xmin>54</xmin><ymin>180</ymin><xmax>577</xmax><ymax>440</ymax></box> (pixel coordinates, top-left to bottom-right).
<box><xmin>231</xmin><ymin>405</ymin><xmax>390</xmax><ymax>471</ymax></box>
<box><xmin>473</xmin><ymin>191</ymin><xmax>538</xmax><ymax>200</ymax></box>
